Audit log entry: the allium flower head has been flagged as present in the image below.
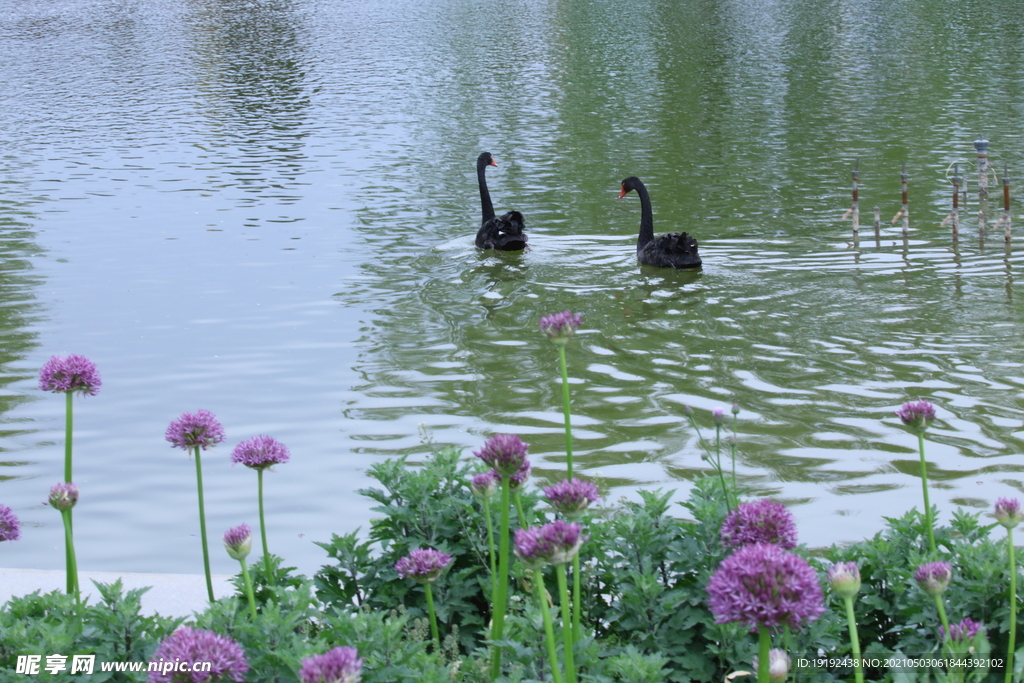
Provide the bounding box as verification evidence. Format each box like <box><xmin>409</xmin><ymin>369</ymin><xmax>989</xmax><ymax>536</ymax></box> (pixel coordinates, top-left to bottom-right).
<box><xmin>513</xmin><ymin>526</ymin><xmax>557</xmax><ymax>569</ymax></box>
<box><xmin>732</xmin><ymin>403</ymin><xmax>741</xmax><ymax>416</ymax></box>
<box><xmin>539</xmin><ymin>310</ymin><xmax>582</xmax><ymax>345</ymax></box>
<box><xmin>395</xmin><ymin>547</ymin><xmax>453</xmax><ymax>583</ymax></box>
<box><xmin>707</xmin><ymin>542</ymin><xmax>825</xmax><ymax>630</ymax></box>
<box><xmin>826</xmin><ymin>562</ymin><xmax>861</xmax><ymax>598</ymax></box>
<box><xmin>299</xmin><ymin>646</ymin><xmax>363</xmax><ymax>683</ymax></box>
<box><xmin>753</xmin><ymin>649</ymin><xmax>791</xmax><ymax>683</ymax></box>
<box><xmin>230</xmin><ymin>435</ymin><xmax>290</xmax><ymax>470</ymax></box>
<box><xmin>48</xmin><ymin>482</ymin><xmax>79</xmax><ymax>511</ymax></box>
<box><xmin>0</xmin><ymin>504</ymin><xmax>21</xmax><ymax>542</ymax></box>
<box><xmin>165</xmin><ymin>410</ymin><xmax>225</xmax><ymax>452</ymax></box>
<box><xmin>470</xmin><ymin>471</ymin><xmax>500</xmax><ymax>499</ymax></box>
<box><xmin>712</xmin><ymin>407</ymin><xmax>726</xmax><ymax>426</ymax></box>
<box><xmin>938</xmin><ymin>617</ymin><xmax>984</xmax><ymax>645</ymax></box>
<box><xmin>508</xmin><ymin>462</ymin><xmax>531</xmax><ymax>491</ymax></box>
<box><xmin>223</xmin><ymin>524</ymin><xmax>252</xmax><ymax>561</ymax></box>
<box><xmin>544</xmin><ymin>478</ymin><xmax>600</xmax><ymax>519</ymax></box>
<box><xmin>995</xmin><ymin>498</ymin><xmax>1024</xmax><ymax>529</ymax></box>
<box><xmin>720</xmin><ymin>499</ymin><xmax>798</xmax><ymax>550</ymax></box>
<box><xmin>914</xmin><ymin>561</ymin><xmax>952</xmax><ymax>596</ymax></box>
<box><xmin>514</xmin><ymin>520</ymin><xmax>585</xmax><ymax>569</ymax></box>
<box><xmin>895</xmin><ymin>400</ymin><xmax>937</xmax><ymax>433</ymax></box>
<box><xmin>38</xmin><ymin>354</ymin><xmax>102</xmax><ymax>395</ymax></box>
<box><xmin>542</xmin><ymin>520</ymin><xmax>586</xmax><ymax>564</ymax></box>
<box><xmin>474</xmin><ymin>434</ymin><xmax>530</xmax><ymax>477</ymax></box>
<box><xmin>147</xmin><ymin>626</ymin><xmax>249</xmax><ymax>683</ymax></box>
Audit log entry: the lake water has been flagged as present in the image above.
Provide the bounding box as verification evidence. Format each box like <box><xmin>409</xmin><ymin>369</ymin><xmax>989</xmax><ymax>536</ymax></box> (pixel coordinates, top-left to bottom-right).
<box><xmin>2</xmin><ymin>0</ymin><xmax>1023</xmax><ymax>578</ymax></box>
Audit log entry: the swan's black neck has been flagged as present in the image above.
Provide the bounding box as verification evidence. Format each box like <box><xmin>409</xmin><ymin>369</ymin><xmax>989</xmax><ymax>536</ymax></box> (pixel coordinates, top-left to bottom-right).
<box><xmin>634</xmin><ymin>181</ymin><xmax>654</xmax><ymax>252</ymax></box>
<box><xmin>478</xmin><ymin>159</ymin><xmax>495</xmax><ymax>225</ymax></box>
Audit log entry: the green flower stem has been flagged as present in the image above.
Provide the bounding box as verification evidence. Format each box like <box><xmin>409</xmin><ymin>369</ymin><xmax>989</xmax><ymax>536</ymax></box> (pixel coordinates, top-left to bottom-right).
<box><xmin>257</xmin><ymin>469</ymin><xmax>272</xmax><ymax>582</ymax></box>
<box><xmin>731</xmin><ymin>412</ymin><xmax>738</xmax><ymax>490</ymax></box>
<box><xmin>60</xmin><ymin>509</ymin><xmax>79</xmax><ymax>604</ymax></box>
<box><xmin>64</xmin><ymin>392</ymin><xmax>73</xmax><ymax>482</ymax></box>
<box><xmin>844</xmin><ymin>595</ymin><xmax>864</xmax><ymax>683</ymax></box>
<box><xmin>934</xmin><ymin>594</ymin><xmax>951</xmax><ymax>645</ymax></box>
<box><xmin>1007</xmin><ymin>526</ymin><xmax>1017</xmax><ymax>683</ymax></box>
<box><xmin>425</xmin><ymin>582</ymin><xmax>441</xmax><ymax>651</ymax></box>
<box><xmin>64</xmin><ymin>392</ymin><xmax>76</xmax><ymax>595</ymax></box>
<box><xmin>239</xmin><ymin>558</ymin><xmax>258</xmax><ymax>619</ymax></box>
<box><xmin>515</xmin><ymin>490</ymin><xmax>531</xmax><ymax>528</ymax></box>
<box><xmin>758</xmin><ymin>626</ymin><xmax>771</xmax><ymax>683</ymax></box>
<box><xmin>714</xmin><ymin>423</ymin><xmax>727</xmax><ymax>502</ymax></box>
<box><xmin>489</xmin><ymin>475</ymin><xmax>512</xmax><ymax>679</ymax></box>
<box><xmin>557</xmin><ymin>345</ymin><xmax>574</xmax><ymax>479</ymax></box>
<box><xmin>534</xmin><ymin>568</ymin><xmax>563</xmax><ymax>683</ymax></box>
<box><xmin>917</xmin><ymin>432</ymin><xmax>936</xmax><ymax>554</ymax></box>
<box><xmin>556</xmin><ymin>564</ymin><xmax>576</xmax><ymax>683</ymax></box>
<box><xmin>483</xmin><ymin>498</ymin><xmax>497</xmax><ymax>599</ymax></box>
<box><xmin>64</xmin><ymin>525</ymin><xmax>76</xmax><ymax>594</ymax></box>
<box><xmin>686</xmin><ymin>412</ymin><xmax>734</xmax><ymax>511</ymax></box>
<box><xmin>715</xmin><ymin>423</ymin><xmax>722</xmax><ymax>467</ymax></box>
<box><xmin>192</xmin><ymin>446</ymin><xmax>215</xmax><ymax>603</ymax></box>
<box><xmin>572</xmin><ymin>554</ymin><xmax>582</xmax><ymax>640</ymax></box>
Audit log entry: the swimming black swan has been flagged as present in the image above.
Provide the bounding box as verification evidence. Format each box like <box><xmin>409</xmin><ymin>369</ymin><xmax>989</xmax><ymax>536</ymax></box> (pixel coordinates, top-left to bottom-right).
<box><xmin>619</xmin><ymin>176</ymin><xmax>701</xmax><ymax>269</ymax></box>
<box><xmin>475</xmin><ymin>152</ymin><xmax>527</xmax><ymax>251</ymax></box>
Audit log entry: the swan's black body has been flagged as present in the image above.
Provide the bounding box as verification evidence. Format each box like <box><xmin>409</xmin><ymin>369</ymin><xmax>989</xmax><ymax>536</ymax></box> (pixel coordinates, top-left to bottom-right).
<box><xmin>475</xmin><ymin>152</ymin><xmax>528</xmax><ymax>251</ymax></box>
<box><xmin>619</xmin><ymin>176</ymin><xmax>701</xmax><ymax>269</ymax></box>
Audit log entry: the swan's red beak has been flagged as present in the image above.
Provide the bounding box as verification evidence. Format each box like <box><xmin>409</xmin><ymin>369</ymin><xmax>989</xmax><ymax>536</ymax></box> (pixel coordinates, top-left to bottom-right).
<box><xmin>490</xmin><ymin>159</ymin><xmax>498</xmax><ymax>167</ymax></box>
<box><xmin>618</xmin><ymin>187</ymin><xmax>627</xmax><ymax>199</ymax></box>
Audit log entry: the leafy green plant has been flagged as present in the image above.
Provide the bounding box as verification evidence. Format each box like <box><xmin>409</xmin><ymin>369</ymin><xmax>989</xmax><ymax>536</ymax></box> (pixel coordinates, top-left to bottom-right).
<box><xmin>827</xmin><ymin>508</ymin><xmax>1011</xmax><ymax>683</ymax></box>
<box><xmin>314</xmin><ymin>447</ymin><xmax>539</xmax><ymax>653</ymax></box>
<box><xmin>193</xmin><ymin>581</ymin><xmax>325</xmax><ymax>682</ymax></box>
<box><xmin>0</xmin><ymin>580</ymin><xmax>182</xmax><ymax>682</ymax></box>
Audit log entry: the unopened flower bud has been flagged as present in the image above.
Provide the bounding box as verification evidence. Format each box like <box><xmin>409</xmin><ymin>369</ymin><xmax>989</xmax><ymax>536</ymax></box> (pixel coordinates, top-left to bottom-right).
<box><xmin>48</xmin><ymin>482</ymin><xmax>79</xmax><ymax>511</ymax></box>
<box><xmin>223</xmin><ymin>524</ymin><xmax>252</xmax><ymax>561</ymax></box>
<box><xmin>826</xmin><ymin>562</ymin><xmax>861</xmax><ymax>598</ymax></box>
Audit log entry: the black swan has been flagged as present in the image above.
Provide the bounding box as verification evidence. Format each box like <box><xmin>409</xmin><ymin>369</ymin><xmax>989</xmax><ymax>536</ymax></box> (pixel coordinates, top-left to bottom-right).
<box><xmin>475</xmin><ymin>152</ymin><xmax>527</xmax><ymax>251</ymax></box>
<box><xmin>619</xmin><ymin>176</ymin><xmax>701</xmax><ymax>269</ymax></box>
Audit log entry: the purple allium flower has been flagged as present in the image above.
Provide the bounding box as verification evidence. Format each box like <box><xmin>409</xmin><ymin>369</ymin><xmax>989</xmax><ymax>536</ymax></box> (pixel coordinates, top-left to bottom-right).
<box><xmin>542</xmin><ymin>520</ymin><xmax>586</xmax><ymax>564</ymax></box>
<box><xmin>732</xmin><ymin>403</ymin><xmax>741</xmax><ymax>416</ymax></box>
<box><xmin>544</xmin><ymin>478</ymin><xmax>600</xmax><ymax>519</ymax></box>
<box><xmin>147</xmin><ymin>627</ymin><xmax>249</xmax><ymax>683</ymax></box>
<box><xmin>474</xmin><ymin>434</ymin><xmax>530</xmax><ymax>477</ymax></box>
<box><xmin>513</xmin><ymin>527</ymin><xmax>557</xmax><ymax>569</ymax></box>
<box><xmin>895</xmin><ymin>400</ymin><xmax>937</xmax><ymax>433</ymax></box>
<box><xmin>508</xmin><ymin>462</ymin><xmax>531</xmax><ymax>491</ymax></box>
<box><xmin>707</xmin><ymin>543</ymin><xmax>825</xmax><ymax>630</ymax></box>
<box><xmin>230</xmin><ymin>435</ymin><xmax>290</xmax><ymax>470</ymax></box>
<box><xmin>753</xmin><ymin>649</ymin><xmax>791</xmax><ymax>683</ymax></box>
<box><xmin>48</xmin><ymin>482</ymin><xmax>79</xmax><ymax>511</ymax></box>
<box><xmin>470</xmin><ymin>471</ymin><xmax>500</xmax><ymax>499</ymax></box>
<box><xmin>38</xmin><ymin>354</ymin><xmax>102</xmax><ymax>395</ymax></box>
<box><xmin>720</xmin><ymin>499</ymin><xmax>798</xmax><ymax>550</ymax></box>
<box><xmin>165</xmin><ymin>410</ymin><xmax>225</xmax><ymax>452</ymax></box>
<box><xmin>514</xmin><ymin>520</ymin><xmax>585</xmax><ymax>569</ymax></box>
<box><xmin>712</xmin><ymin>407</ymin><xmax>726</xmax><ymax>426</ymax></box>
<box><xmin>914</xmin><ymin>561</ymin><xmax>953</xmax><ymax>596</ymax></box>
<box><xmin>299</xmin><ymin>646</ymin><xmax>363</xmax><ymax>683</ymax></box>
<box><xmin>395</xmin><ymin>548</ymin><xmax>453</xmax><ymax>583</ymax></box>
<box><xmin>938</xmin><ymin>617</ymin><xmax>985</xmax><ymax>644</ymax></box>
<box><xmin>0</xmin><ymin>504</ymin><xmax>20</xmax><ymax>542</ymax></box>
<box><xmin>826</xmin><ymin>562</ymin><xmax>861</xmax><ymax>599</ymax></box>
<box><xmin>995</xmin><ymin>498</ymin><xmax>1024</xmax><ymax>529</ymax></box>
<box><xmin>539</xmin><ymin>310</ymin><xmax>582</xmax><ymax>344</ymax></box>
<box><xmin>223</xmin><ymin>524</ymin><xmax>252</xmax><ymax>561</ymax></box>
